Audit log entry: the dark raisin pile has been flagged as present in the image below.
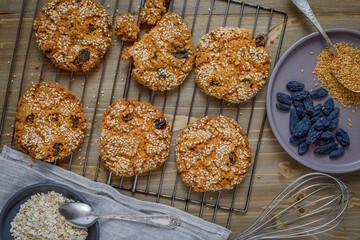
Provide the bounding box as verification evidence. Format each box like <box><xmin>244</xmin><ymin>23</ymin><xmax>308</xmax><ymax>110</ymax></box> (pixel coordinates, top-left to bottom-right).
<box><xmin>276</xmin><ymin>81</ymin><xmax>350</xmax><ymax>158</ymax></box>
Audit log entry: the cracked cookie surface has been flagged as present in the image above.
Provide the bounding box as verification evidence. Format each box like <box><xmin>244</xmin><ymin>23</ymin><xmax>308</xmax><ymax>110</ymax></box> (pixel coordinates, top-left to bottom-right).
<box><xmin>100</xmin><ymin>99</ymin><xmax>171</xmax><ymax>177</ymax></box>
<box><xmin>195</xmin><ymin>27</ymin><xmax>270</xmax><ymax>103</ymax></box>
<box><xmin>123</xmin><ymin>12</ymin><xmax>195</xmax><ymax>91</ymax></box>
<box><xmin>33</xmin><ymin>0</ymin><xmax>112</xmax><ymax>72</ymax></box>
<box><xmin>176</xmin><ymin>115</ymin><xmax>252</xmax><ymax>192</ymax></box>
<box><xmin>15</xmin><ymin>82</ymin><xmax>86</xmax><ymax>162</ymax></box>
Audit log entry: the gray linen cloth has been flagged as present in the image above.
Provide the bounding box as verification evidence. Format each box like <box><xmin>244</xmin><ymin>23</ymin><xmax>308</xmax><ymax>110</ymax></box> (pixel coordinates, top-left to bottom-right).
<box><xmin>0</xmin><ymin>146</ymin><xmax>231</xmax><ymax>240</ymax></box>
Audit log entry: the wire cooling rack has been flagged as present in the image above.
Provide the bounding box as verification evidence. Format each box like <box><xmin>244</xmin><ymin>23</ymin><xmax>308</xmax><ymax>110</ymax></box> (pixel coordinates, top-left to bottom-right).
<box><xmin>0</xmin><ymin>0</ymin><xmax>287</xmax><ymax>230</ymax></box>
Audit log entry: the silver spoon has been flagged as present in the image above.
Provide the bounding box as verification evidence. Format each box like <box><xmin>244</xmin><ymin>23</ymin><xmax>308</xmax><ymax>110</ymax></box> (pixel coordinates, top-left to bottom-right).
<box><xmin>291</xmin><ymin>0</ymin><xmax>360</xmax><ymax>93</ymax></box>
<box><xmin>58</xmin><ymin>202</ymin><xmax>182</xmax><ymax>229</ymax></box>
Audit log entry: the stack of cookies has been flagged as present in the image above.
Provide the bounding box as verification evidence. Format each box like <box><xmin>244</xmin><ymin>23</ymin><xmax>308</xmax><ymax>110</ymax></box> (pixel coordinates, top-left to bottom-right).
<box><xmin>19</xmin><ymin>0</ymin><xmax>273</xmax><ymax>192</ymax></box>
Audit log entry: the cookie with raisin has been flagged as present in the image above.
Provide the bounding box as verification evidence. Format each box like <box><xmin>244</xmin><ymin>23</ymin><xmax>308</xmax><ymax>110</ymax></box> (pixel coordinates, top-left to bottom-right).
<box><xmin>176</xmin><ymin>115</ymin><xmax>252</xmax><ymax>192</ymax></box>
<box><xmin>123</xmin><ymin>12</ymin><xmax>195</xmax><ymax>91</ymax></box>
<box><xmin>100</xmin><ymin>99</ymin><xmax>171</xmax><ymax>177</ymax></box>
<box><xmin>33</xmin><ymin>0</ymin><xmax>112</xmax><ymax>72</ymax></box>
<box><xmin>15</xmin><ymin>82</ymin><xmax>86</xmax><ymax>162</ymax></box>
<box><xmin>195</xmin><ymin>27</ymin><xmax>271</xmax><ymax>103</ymax></box>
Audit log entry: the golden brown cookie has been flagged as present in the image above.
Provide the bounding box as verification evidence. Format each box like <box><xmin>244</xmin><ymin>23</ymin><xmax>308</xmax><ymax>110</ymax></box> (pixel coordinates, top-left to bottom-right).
<box><xmin>115</xmin><ymin>13</ymin><xmax>140</xmax><ymax>42</ymax></box>
<box><xmin>140</xmin><ymin>0</ymin><xmax>167</xmax><ymax>25</ymax></box>
<box><xmin>176</xmin><ymin>115</ymin><xmax>252</xmax><ymax>192</ymax></box>
<box><xmin>100</xmin><ymin>99</ymin><xmax>172</xmax><ymax>177</ymax></box>
<box><xmin>195</xmin><ymin>27</ymin><xmax>271</xmax><ymax>103</ymax></box>
<box><xmin>15</xmin><ymin>82</ymin><xmax>86</xmax><ymax>162</ymax></box>
<box><xmin>33</xmin><ymin>0</ymin><xmax>112</xmax><ymax>72</ymax></box>
<box><xmin>122</xmin><ymin>12</ymin><xmax>195</xmax><ymax>91</ymax></box>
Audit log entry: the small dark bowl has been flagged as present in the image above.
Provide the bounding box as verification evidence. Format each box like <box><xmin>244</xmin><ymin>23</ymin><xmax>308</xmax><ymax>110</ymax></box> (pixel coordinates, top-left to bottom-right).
<box><xmin>0</xmin><ymin>183</ymin><xmax>99</xmax><ymax>240</ymax></box>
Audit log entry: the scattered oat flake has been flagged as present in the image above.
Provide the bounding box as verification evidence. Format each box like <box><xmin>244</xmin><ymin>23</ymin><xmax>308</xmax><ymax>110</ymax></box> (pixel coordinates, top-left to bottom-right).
<box><xmin>315</xmin><ymin>83</ymin><xmax>318</xmax><ymax>87</ymax></box>
<box><xmin>348</xmin><ymin>119</ymin><xmax>352</xmax><ymax>123</ymax></box>
<box><xmin>301</xmin><ymin>69</ymin><xmax>304</xmax><ymax>73</ymax></box>
<box><xmin>310</xmin><ymin>51</ymin><xmax>314</xmax><ymax>55</ymax></box>
<box><xmin>270</xmin><ymin>39</ymin><xmax>274</xmax><ymax>44</ymax></box>
<box><xmin>35</xmin><ymin>65</ymin><xmax>39</xmax><ymax>69</ymax></box>
<box><xmin>349</xmin><ymin>123</ymin><xmax>352</xmax><ymax>127</ymax></box>
<box><xmin>352</xmin><ymin>110</ymin><xmax>355</xmax><ymax>114</ymax></box>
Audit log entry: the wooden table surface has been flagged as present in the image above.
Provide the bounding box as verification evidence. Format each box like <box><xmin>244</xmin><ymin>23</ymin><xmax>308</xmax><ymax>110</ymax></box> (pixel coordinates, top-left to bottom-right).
<box><xmin>0</xmin><ymin>0</ymin><xmax>359</xmax><ymax>239</ymax></box>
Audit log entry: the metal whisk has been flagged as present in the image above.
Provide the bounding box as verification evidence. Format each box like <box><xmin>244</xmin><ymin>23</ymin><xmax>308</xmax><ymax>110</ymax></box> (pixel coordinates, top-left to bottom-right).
<box><xmin>232</xmin><ymin>172</ymin><xmax>350</xmax><ymax>239</ymax></box>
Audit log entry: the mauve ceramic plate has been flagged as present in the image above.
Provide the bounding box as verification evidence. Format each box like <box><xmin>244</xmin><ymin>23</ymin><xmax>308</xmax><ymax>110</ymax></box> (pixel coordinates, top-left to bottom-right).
<box><xmin>267</xmin><ymin>28</ymin><xmax>360</xmax><ymax>174</ymax></box>
<box><xmin>0</xmin><ymin>183</ymin><xmax>99</xmax><ymax>240</ymax></box>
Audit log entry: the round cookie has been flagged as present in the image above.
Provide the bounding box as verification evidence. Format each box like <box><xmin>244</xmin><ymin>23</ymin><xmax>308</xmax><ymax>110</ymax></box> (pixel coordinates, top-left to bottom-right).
<box><xmin>33</xmin><ymin>0</ymin><xmax>112</xmax><ymax>72</ymax></box>
<box><xmin>176</xmin><ymin>115</ymin><xmax>252</xmax><ymax>192</ymax></box>
<box><xmin>122</xmin><ymin>12</ymin><xmax>195</xmax><ymax>91</ymax></box>
<box><xmin>195</xmin><ymin>27</ymin><xmax>271</xmax><ymax>103</ymax></box>
<box><xmin>15</xmin><ymin>82</ymin><xmax>86</xmax><ymax>162</ymax></box>
<box><xmin>100</xmin><ymin>99</ymin><xmax>172</xmax><ymax>177</ymax></box>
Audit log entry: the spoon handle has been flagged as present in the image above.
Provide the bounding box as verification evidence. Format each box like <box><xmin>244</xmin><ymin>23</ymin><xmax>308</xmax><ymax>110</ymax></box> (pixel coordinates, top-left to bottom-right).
<box><xmin>291</xmin><ymin>0</ymin><xmax>336</xmax><ymax>53</ymax></box>
<box><xmin>98</xmin><ymin>214</ymin><xmax>182</xmax><ymax>229</ymax></box>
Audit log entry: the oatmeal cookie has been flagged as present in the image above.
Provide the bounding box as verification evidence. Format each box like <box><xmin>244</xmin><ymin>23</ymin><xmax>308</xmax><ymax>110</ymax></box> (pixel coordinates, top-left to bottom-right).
<box><xmin>15</xmin><ymin>82</ymin><xmax>86</xmax><ymax>162</ymax></box>
<box><xmin>100</xmin><ymin>99</ymin><xmax>172</xmax><ymax>177</ymax></box>
<box><xmin>176</xmin><ymin>115</ymin><xmax>252</xmax><ymax>192</ymax></box>
<box><xmin>140</xmin><ymin>0</ymin><xmax>167</xmax><ymax>25</ymax></box>
<box><xmin>115</xmin><ymin>13</ymin><xmax>140</xmax><ymax>42</ymax></box>
<box><xmin>33</xmin><ymin>0</ymin><xmax>112</xmax><ymax>72</ymax></box>
<box><xmin>195</xmin><ymin>27</ymin><xmax>271</xmax><ymax>103</ymax></box>
<box><xmin>122</xmin><ymin>12</ymin><xmax>195</xmax><ymax>91</ymax></box>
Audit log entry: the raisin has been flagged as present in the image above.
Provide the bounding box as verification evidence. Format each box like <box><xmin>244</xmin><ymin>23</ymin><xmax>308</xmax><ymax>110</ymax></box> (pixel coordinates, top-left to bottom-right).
<box><xmin>171</xmin><ymin>49</ymin><xmax>188</xmax><ymax>59</ymax></box>
<box><xmin>76</xmin><ymin>0</ymin><xmax>81</xmax><ymax>2</ymax></box>
<box><xmin>303</xmin><ymin>97</ymin><xmax>314</xmax><ymax>115</ymax></box>
<box><xmin>26</xmin><ymin>114</ymin><xmax>34</xmax><ymax>123</ymax></box>
<box><xmin>190</xmin><ymin>147</ymin><xmax>195</xmax><ymax>151</ymax></box>
<box><xmin>298</xmin><ymin>142</ymin><xmax>309</xmax><ymax>155</ymax></box>
<box><xmin>291</xmin><ymin>90</ymin><xmax>310</xmax><ymax>101</ymax></box>
<box><xmin>310</xmin><ymin>104</ymin><xmax>322</xmax><ymax>117</ymax></box>
<box><xmin>73</xmin><ymin>49</ymin><xmax>90</xmax><ymax>67</ymax></box>
<box><xmin>122</xmin><ymin>114</ymin><xmax>132</xmax><ymax>123</ymax></box>
<box><xmin>45</xmin><ymin>49</ymin><xmax>52</xmax><ymax>54</ymax></box>
<box><xmin>293</xmin><ymin>100</ymin><xmax>304</xmax><ymax>108</ymax></box>
<box><xmin>290</xmin><ymin>135</ymin><xmax>306</xmax><ymax>144</ymax></box>
<box><xmin>152</xmin><ymin>51</ymin><xmax>158</xmax><ymax>60</ymax></box>
<box><xmin>229</xmin><ymin>152</ymin><xmax>236</xmax><ymax>165</ymax></box>
<box><xmin>155</xmin><ymin>118</ymin><xmax>166</xmax><ymax>129</ymax></box>
<box><xmin>319</xmin><ymin>139</ymin><xmax>334</xmax><ymax>146</ymax></box>
<box><xmin>286</xmin><ymin>81</ymin><xmax>305</xmax><ymax>91</ymax></box>
<box><xmin>329</xmin><ymin>147</ymin><xmax>345</xmax><ymax>158</ymax></box>
<box><xmin>328</xmin><ymin>118</ymin><xmax>338</xmax><ymax>129</ymax></box>
<box><xmin>314</xmin><ymin>142</ymin><xmax>338</xmax><ymax>155</ymax></box>
<box><xmin>292</xmin><ymin>117</ymin><xmax>311</xmax><ymax>137</ymax></box>
<box><xmin>319</xmin><ymin>131</ymin><xmax>335</xmax><ymax>140</ymax></box>
<box><xmin>241</xmin><ymin>78</ymin><xmax>251</xmax><ymax>83</ymax></box>
<box><xmin>310</xmin><ymin>88</ymin><xmax>328</xmax><ymax>98</ymax></box>
<box><xmin>250</xmin><ymin>83</ymin><xmax>253</xmax><ymax>88</ymax></box>
<box><xmin>305</xmin><ymin>125</ymin><xmax>322</xmax><ymax>144</ymax></box>
<box><xmin>313</xmin><ymin>117</ymin><xmax>331</xmax><ymax>131</ymax></box>
<box><xmin>289</xmin><ymin>108</ymin><xmax>299</xmax><ymax>135</ymax></box>
<box><xmin>276</xmin><ymin>103</ymin><xmax>291</xmax><ymax>111</ymax></box>
<box><xmin>50</xmin><ymin>115</ymin><xmax>58</xmax><ymax>121</ymax></box>
<box><xmin>107</xmin><ymin>24</ymin><xmax>111</xmax><ymax>30</ymax></box>
<box><xmin>336</xmin><ymin>128</ymin><xmax>350</xmax><ymax>147</ymax></box>
<box><xmin>296</xmin><ymin>106</ymin><xmax>307</xmax><ymax>119</ymax></box>
<box><xmin>156</xmin><ymin>68</ymin><xmax>167</xmax><ymax>78</ymax></box>
<box><xmin>53</xmin><ymin>143</ymin><xmax>63</xmax><ymax>155</ymax></box>
<box><xmin>88</xmin><ymin>24</ymin><xmax>95</xmax><ymax>33</ymax></box>
<box><xmin>310</xmin><ymin>115</ymin><xmax>321</xmax><ymax>124</ymax></box>
<box><xmin>210</xmin><ymin>80</ymin><xmax>219</xmax><ymax>86</ymax></box>
<box><xmin>328</xmin><ymin>108</ymin><xmax>340</xmax><ymax>119</ymax></box>
<box><xmin>71</xmin><ymin>116</ymin><xmax>79</xmax><ymax>128</ymax></box>
<box><xmin>277</xmin><ymin>92</ymin><xmax>292</xmax><ymax>105</ymax></box>
<box><xmin>254</xmin><ymin>35</ymin><xmax>265</xmax><ymax>47</ymax></box>
<box><xmin>322</xmin><ymin>98</ymin><xmax>334</xmax><ymax>115</ymax></box>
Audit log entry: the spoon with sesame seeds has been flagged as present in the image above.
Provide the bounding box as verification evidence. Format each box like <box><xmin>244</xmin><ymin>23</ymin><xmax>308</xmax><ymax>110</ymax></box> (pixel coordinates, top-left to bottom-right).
<box><xmin>292</xmin><ymin>0</ymin><xmax>360</xmax><ymax>93</ymax></box>
<box><xmin>58</xmin><ymin>202</ymin><xmax>182</xmax><ymax>229</ymax></box>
